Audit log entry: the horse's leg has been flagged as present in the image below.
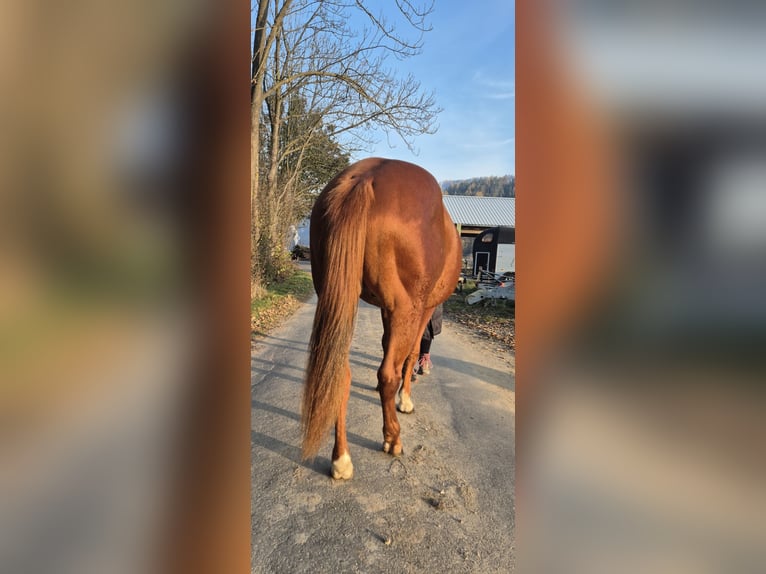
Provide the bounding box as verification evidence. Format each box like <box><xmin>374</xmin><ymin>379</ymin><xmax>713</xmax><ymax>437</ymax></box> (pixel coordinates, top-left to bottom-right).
<box><xmin>331</xmin><ymin>361</ymin><xmax>353</xmax><ymax>480</ymax></box>
<box><xmin>378</xmin><ymin>309</ymin><xmax>420</xmax><ymax>455</ymax></box>
<box><xmin>398</xmin><ymin>308</ymin><xmax>433</xmax><ymax>414</ymax></box>
<box><xmin>374</xmin><ymin>309</ymin><xmax>391</xmax><ymax>393</ymax></box>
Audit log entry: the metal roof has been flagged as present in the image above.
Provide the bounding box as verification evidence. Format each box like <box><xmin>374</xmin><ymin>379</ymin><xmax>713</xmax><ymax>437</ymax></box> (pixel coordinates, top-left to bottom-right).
<box><xmin>442</xmin><ymin>196</ymin><xmax>515</xmax><ymax>228</ymax></box>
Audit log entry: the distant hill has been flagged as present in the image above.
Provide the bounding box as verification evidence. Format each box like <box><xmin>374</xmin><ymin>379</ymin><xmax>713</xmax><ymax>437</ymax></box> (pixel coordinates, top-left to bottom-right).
<box><xmin>441</xmin><ymin>175</ymin><xmax>515</xmax><ymax>197</ymax></box>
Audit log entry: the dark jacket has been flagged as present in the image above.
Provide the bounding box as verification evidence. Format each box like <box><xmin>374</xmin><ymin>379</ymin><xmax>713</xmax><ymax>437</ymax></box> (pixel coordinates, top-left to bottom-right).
<box><xmin>423</xmin><ymin>303</ymin><xmax>443</xmax><ymax>341</ymax></box>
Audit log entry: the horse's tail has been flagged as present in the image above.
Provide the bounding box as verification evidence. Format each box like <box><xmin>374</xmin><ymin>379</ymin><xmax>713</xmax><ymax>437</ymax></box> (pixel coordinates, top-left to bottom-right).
<box><xmin>301</xmin><ymin>174</ymin><xmax>373</xmax><ymax>459</ymax></box>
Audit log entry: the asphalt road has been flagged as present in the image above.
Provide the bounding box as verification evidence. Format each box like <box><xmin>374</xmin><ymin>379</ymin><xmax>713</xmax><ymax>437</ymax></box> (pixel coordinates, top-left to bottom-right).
<box><xmin>251</xmin><ymin>286</ymin><xmax>515</xmax><ymax>573</ymax></box>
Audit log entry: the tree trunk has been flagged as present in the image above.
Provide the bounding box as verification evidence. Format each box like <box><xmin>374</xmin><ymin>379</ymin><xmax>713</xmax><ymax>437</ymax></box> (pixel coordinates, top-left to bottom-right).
<box><xmin>250</xmin><ymin>0</ymin><xmax>270</xmax><ymax>294</ymax></box>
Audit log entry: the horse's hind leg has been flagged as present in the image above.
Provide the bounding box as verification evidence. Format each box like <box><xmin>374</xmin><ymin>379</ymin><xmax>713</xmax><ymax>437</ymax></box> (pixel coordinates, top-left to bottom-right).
<box><xmin>374</xmin><ymin>310</ymin><xmax>390</xmax><ymax>393</ymax></box>
<box><xmin>378</xmin><ymin>309</ymin><xmax>421</xmax><ymax>455</ymax></box>
<box><xmin>398</xmin><ymin>308</ymin><xmax>433</xmax><ymax>414</ymax></box>
<box><xmin>331</xmin><ymin>361</ymin><xmax>353</xmax><ymax>480</ymax></box>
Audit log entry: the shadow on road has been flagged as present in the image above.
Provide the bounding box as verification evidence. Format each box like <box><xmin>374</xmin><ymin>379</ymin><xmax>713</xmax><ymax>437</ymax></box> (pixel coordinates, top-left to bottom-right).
<box><xmin>250</xmin><ymin>430</ymin><xmax>330</xmax><ymax>476</ymax></box>
<box><xmin>257</xmin><ymin>335</ymin><xmax>383</xmax><ymax>364</ymax></box>
<box><xmin>250</xmin><ymin>363</ymin><xmax>304</xmax><ymax>386</ymax></box>
<box><xmin>251</xmin><ymin>399</ymin><xmax>382</xmax><ymax>459</ymax></box>
<box><xmin>254</xmin><ymin>333</ymin><xmax>382</xmax><ymax>367</ymax></box>
<box><xmin>253</xmin><ymin>334</ymin><xmax>308</xmax><ymax>348</ymax></box>
<box><xmin>254</xmin><ymin>331</ymin><xmax>511</xmax><ymax>392</ymax></box>
<box><xmin>436</xmin><ymin>354</ymin><xmax>515</xmax><ymax>391</ymax></box>
<box><xmin>251</xmin><ymin>361</ymin><xmax>380</xmax><ymax>408</ymax></box>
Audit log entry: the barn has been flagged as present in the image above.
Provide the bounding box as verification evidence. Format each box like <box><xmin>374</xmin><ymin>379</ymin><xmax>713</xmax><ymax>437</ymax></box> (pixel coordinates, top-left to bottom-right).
<box><xmin>441</xmin><ymin>196</ymin><xmax>516</xmax><ymax>238</ymax></box>
<box><xmin>441</xmin><ymin>196</ymin><xmax>515</xmax><ymax>273</ymax></box>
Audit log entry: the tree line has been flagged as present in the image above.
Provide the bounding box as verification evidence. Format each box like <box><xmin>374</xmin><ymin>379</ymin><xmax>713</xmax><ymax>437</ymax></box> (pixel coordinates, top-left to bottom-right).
<box><xmin>251</xmin><ymin>0</ymin><xmax>440</xmax><ymax>294</ymax></box>
<box><xmin>441</xmin><ymin>175</ymin><xmax>515</xmax><ymax>197</ymax></box>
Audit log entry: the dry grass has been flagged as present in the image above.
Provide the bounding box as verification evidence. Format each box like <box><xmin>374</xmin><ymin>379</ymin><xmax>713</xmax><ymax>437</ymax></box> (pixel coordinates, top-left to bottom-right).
<box><xmin>251</xmin><ymin>268</ymin><xmax>314</xmax><ymax>338</ymax></box>
<box><xmin>443</xmin><ymin>281</ymin><xmax>515</xmax><ymax>350</ymax></box>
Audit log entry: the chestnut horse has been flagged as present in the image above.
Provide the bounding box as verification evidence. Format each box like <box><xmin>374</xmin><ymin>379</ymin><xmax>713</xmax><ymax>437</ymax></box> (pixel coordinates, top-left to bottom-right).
<box><xmin>302</xmin><ymin>158</ymin><xmax>462</xmax><ymax>479</ymax></box>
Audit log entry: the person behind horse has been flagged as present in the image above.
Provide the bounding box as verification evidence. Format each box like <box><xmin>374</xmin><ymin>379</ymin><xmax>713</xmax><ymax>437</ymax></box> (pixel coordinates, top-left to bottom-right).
<box><xmin>412</xmin><ymin>303</ymin><xmax>442</xmax><ymax>381</ymax></box>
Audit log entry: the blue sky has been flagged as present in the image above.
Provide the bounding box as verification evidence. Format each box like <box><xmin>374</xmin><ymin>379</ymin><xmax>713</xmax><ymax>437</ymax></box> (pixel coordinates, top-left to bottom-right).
<box><xmin>356</xmin><ymin>0</ymin><xmax>515</xmax><ymax>181</ymax></box>
<box><xmin>253</xmin><ymin>0</ymin><xmax>515</xmax><ymax>182</ymax></box>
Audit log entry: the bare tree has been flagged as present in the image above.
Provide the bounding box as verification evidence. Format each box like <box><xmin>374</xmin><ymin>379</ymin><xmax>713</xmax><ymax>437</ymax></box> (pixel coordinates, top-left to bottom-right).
<box><xmin>251</xmin><ymin>0</ymin><xmax>440</xmax><ymax>288</ymax></box>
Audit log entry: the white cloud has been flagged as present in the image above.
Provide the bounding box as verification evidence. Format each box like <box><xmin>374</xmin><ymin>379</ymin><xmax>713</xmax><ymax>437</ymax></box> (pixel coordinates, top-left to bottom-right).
<box><xmin>471</xmin><ymin>70</ymin><xmax>515</xmax><ymax>100</ymax></box>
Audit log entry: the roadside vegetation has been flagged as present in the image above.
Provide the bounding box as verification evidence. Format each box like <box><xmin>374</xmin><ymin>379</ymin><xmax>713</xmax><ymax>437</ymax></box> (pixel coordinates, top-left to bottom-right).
<box><xmin>443</xmin><ymin>280</ymin><xmax>515</xmax><ymax>350</ymax></box>
<box><xmin>251</xmin><ymin>265</ymin><xmax>314</xmax><ymax>338</ymax></box>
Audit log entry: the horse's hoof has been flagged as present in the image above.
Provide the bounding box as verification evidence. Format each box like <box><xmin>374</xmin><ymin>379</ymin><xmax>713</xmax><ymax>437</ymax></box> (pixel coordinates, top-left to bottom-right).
<box><xmin>383</xmin><ymin>441</ymin><xmax>403</xmax><ymax>456</ymax></box>
<box><xmin>331</xmin><ymin>453</ymin><xmax>353</xmax><ymax>480</ymax></box>
<box><xmin>397</xmin><ymin>392</ymin><xmax>414</xmax><ymax>414</ymax></box>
